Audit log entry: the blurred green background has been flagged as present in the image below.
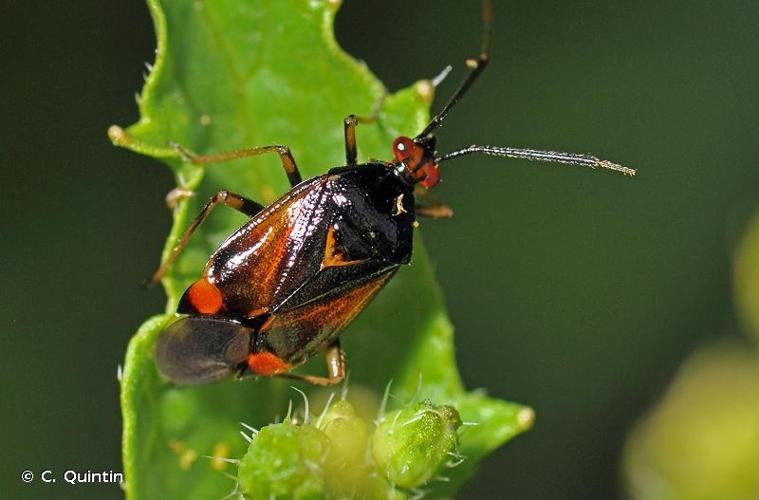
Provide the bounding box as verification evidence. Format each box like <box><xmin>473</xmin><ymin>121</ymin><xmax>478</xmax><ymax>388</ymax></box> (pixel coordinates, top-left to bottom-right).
<box><xmin>2</xmin><ymin>0</ymin><xmax>758</xmax><ymax>499</ymax></box>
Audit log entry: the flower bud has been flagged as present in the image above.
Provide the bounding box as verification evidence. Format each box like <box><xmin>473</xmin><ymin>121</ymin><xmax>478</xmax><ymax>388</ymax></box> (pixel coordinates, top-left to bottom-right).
<box><xmin>238</xmin><ymin>422</ymin><xmax>329</xmax><ymax>500</ymax></box>
<box><xmin>372</xmin><ymin>400</ymin><xmax>462</xmax><ymax>488</ymax></box>
<box><xmin>319</xmin><ymin>400</ymin><xmax>369</xmax><ymax>466</ymax></box>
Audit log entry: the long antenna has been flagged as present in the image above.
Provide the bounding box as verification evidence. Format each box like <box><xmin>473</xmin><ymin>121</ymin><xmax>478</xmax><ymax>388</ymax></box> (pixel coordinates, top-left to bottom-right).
<box><xmin>416</xmin><ymin>0</ymin><xmax>636</xmax><ymax>178</ymax></box>
<box><xmin>415</xmin><ymin>0</ymin><xmax>493</xmax><ymax>140</ymax></box>
<box><xmin>436</xmin><ymin>145</ymin><xmax>637</xmax><ymax>176</ymax></box>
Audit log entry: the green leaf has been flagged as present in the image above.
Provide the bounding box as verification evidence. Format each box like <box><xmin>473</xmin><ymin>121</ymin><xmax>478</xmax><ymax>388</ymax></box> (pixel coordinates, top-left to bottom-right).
<box><xmin>734</xmin><ymin>209</ymin><xmax>759</xmax><ymax>341</ymax></box>
<box><xmin>112</xmin><ymin>0</ymin><xmax>532</xmax><ymax>498</ymax></box>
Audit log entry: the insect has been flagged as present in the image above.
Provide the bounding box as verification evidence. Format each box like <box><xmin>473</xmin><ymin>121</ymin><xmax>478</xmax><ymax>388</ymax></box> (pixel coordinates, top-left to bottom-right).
<box><xmin>150</xmin><ymin>1</ymin><xmax>635</xmax><ymax>386</ymax></box>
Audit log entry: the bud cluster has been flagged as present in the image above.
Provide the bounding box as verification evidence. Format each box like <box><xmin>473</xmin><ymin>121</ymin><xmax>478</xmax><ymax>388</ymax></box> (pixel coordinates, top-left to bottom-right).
<box><xmin>236</xmin><ymin>396</ymin><xmax>462</xmax><ymax>499</ymax></box>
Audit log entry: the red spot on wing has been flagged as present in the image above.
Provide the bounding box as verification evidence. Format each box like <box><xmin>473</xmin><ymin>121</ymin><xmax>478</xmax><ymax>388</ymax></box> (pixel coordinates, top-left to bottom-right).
<box><xmin>247</xmin><ymin>351</ymin><xmax>292</xmax><ymax>376</ymax></box>
<box><xmin>187</xmin><ymin>278</ymin><xmax>224</xmax><ymax>315</ymax></box>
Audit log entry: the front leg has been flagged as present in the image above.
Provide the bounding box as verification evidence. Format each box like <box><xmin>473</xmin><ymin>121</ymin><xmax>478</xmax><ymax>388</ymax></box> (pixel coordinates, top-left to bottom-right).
<box><xmin>343</xmin><ymin>115</ymin><xmax>360</xmax><ymax>166</ymax></box>
<box><xmin>171</xmin><ymin>142</ymin><xmax>303</xmax><ymax>187</ymax></box>
<box><xmin>415</xmin><ymin>188</ymin><xmax>454</xmax><ymax>219</ymax></box>
<box><xmin>109</xmin><ymin>126</ymin><xmax>305</xmax><ymax>186</ymax></box>
<box><xmin>343</xmin><ymin>93</ymin><xmax>386</xmax><ymax>166</ymax></box>
<box><xmin>416</xmin><ymin>203</ymin><xmax>454</xmax><ymax>219</ymax></box>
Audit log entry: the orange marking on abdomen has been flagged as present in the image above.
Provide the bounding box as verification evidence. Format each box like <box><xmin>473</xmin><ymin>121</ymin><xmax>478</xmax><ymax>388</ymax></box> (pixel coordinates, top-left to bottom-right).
<box><xmin>247</xmin><ymin>351</ymin><xmax>292</xmax><ymax>376</ymax></box>
<box><xmin>187</xmin><ymin>278</ymin><xmax>224</xmax><ymax>315</ymax></box>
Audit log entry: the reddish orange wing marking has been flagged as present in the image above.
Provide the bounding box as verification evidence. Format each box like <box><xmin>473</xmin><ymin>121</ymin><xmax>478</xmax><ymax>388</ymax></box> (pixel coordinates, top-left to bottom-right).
<box><xmin>322</xmin><ymin>225</ymin><xmax>366</xmax><ymax>269</ymax></box>
<box><xmin>299</xmin><ymin>273</ymin><xmax>393</xmax><ymax>331</ymax></box>
<box><xmin>207</xmin><ymin>179</ymin><xmax>324</xmax><ymax>312</ymax></box>
<box><xmin>267</xmin><ymin>271</ymin><xmax>395</xmax><ymax>361</ymax></box>
<box><xmin>187</xmin><ymin>278</ymin><xmax>224</xmax><ymax>315</ymax></box>
<box><xmin>247</xmin><ymin>351</ymin><xmax>292</xmax><ymax>376</ymax></box>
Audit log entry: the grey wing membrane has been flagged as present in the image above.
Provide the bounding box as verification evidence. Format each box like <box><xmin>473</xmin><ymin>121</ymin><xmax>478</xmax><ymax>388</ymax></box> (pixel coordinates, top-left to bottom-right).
<box><xmin>155</xmin><ymin>317</ymin><xmax>253</xmax><ymax>384</ymax></box>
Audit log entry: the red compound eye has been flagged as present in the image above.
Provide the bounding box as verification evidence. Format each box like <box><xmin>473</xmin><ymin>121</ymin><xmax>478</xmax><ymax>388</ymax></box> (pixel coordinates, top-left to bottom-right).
<box><xmin>392</xmin><ymin>136</ymin><xmax>415</xmax><ymax>162</ymax></box>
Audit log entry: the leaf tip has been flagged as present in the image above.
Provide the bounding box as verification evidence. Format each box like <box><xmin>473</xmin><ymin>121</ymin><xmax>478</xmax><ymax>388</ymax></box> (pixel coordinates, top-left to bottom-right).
<box><xmin>415</xmin><ymin>79</ymin><xmax>436</xmax><ymax>105</ymax></box>
<box><xmin>517</xmin><ymin>406</ymin><xmax>535</xmax><ymax>431</ymax></box>
<box><xmin>108</xmin><ymin>124</ymin><xmax>128</xmax><ymax>146</ymax></box>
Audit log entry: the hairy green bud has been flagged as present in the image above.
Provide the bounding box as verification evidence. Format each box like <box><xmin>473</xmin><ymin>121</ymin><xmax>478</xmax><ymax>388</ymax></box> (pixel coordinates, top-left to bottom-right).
<box><xmin>320</xmin><ymin>399</ymin><xmax>370</xmax><ymax>466</ymax></box>
<box><xmin>238</xmin><ymin>422</ymin><xmax>329</xmax><ymax>500</ymax></box>
<box><xmin>372</xmin><ymin>400</ymin><xmax>462</xmax><ymax>488</ymax></box>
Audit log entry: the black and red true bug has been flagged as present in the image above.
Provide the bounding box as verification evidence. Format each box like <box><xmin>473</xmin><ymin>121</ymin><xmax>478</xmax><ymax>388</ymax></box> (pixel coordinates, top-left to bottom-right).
<box><xmin>149</xmin><ymin>1</ymin><xmax>635</xmax><ymax>386</ymax></box>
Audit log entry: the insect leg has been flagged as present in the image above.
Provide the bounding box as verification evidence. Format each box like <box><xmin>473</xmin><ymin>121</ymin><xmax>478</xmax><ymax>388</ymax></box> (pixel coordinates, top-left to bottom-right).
<box><xmin>416</xmin><ymin>203</ymin><xmax>454</xmax><ymax>219</ymax></box>
<box><xmin>323</xmin><ymin>339</ymin><xmax>346</xmax><ymax>384</ymax></box>
<box><xmin>277</xmin><ymin>339</ymin><xmax>346</xmax><ymax>386</ymax></box>
<box><xmin>343</xmin><ymin>115</ymin><xmax>360</xmax><ymax>166</ymax></box>
<box><xmin>415</xmin><ymin>188</ymin><xmax>454</xmax><ymax>219</ymax></box>
<box><xmin>343</xmin><ymin>92</ymin><xmax>386</xmax><ymax>166</ymax></box>
<box><xmin>149</xmin><ymin>190</ymin><xmax>265</xmax><ymax>284</ymax></box>
<box><xmin>171</xmin><ymin>143</ymin><xmax>303</xmax><ymax>188</ymax></box>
